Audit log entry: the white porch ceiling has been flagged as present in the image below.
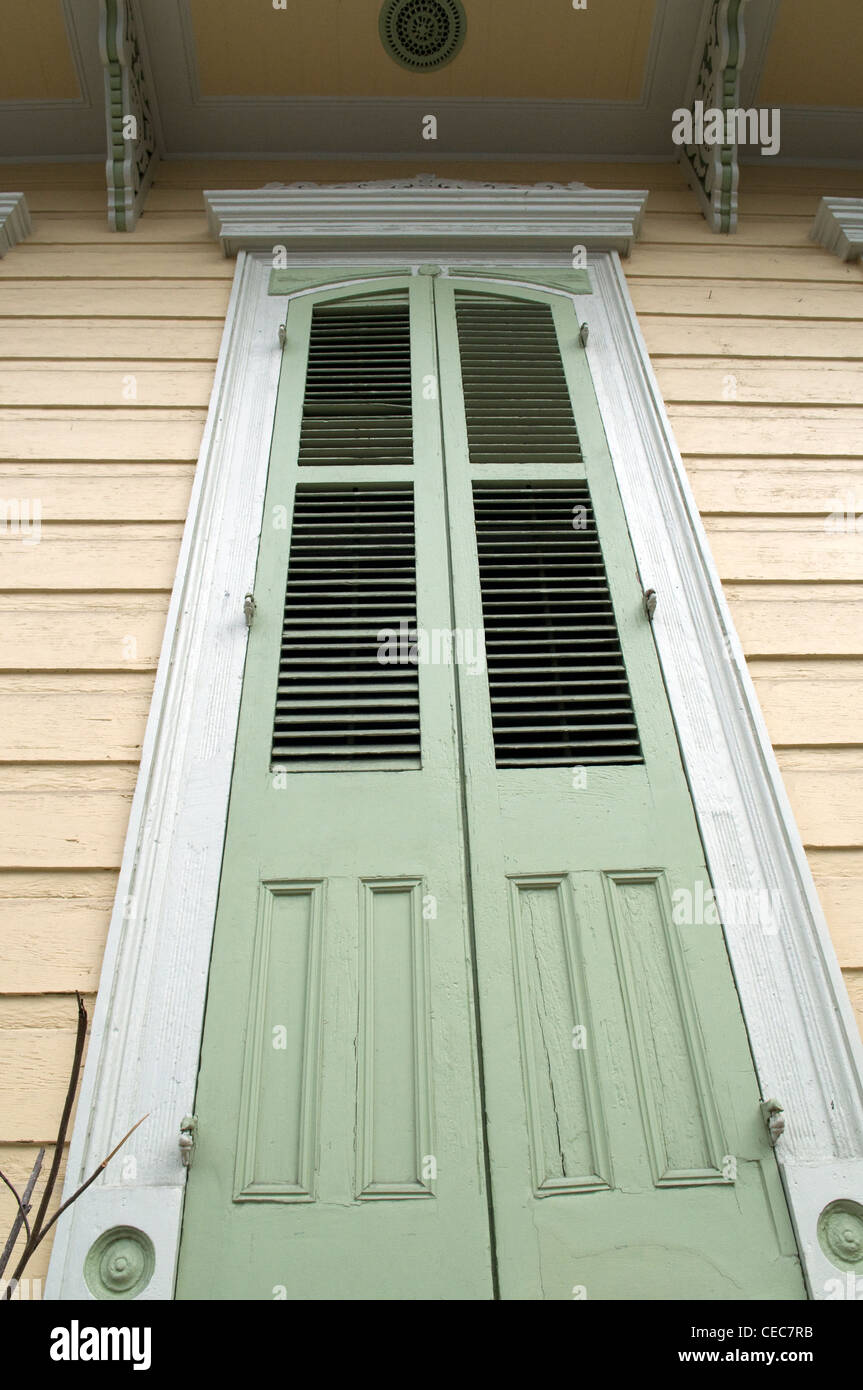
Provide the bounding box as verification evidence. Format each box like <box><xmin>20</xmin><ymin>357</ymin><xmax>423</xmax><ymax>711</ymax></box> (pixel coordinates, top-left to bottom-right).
<box><xmin>0</xmin><ymin>0</ymin><xmax>860</xmax><ymax>166</ymax></box>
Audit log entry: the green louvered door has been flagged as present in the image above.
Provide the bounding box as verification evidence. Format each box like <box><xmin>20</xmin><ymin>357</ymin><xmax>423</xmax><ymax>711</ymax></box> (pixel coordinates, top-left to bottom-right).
<box><xmin>433</xmin><ymin>278</ymin><xmax>804</xmax><ymax>1300</ymax></box>
<box><xmin>176</xmin><ymin>278</ymin><xmax>494</xmax><ymax>1300</ymax></box>
<box><xmin>176</xmin><ymin>273</ymin><xmax>805</xmax><ymax>1301</ymax></box>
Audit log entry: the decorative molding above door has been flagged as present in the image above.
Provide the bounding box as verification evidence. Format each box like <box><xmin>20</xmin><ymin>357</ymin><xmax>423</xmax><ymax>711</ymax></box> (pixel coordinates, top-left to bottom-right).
<box><xmin>203</xmin><ymin>177</ymin><xmax>648</xmax><ymax>257</ymax></box>
<box><xmin>811</xmin><ymin>197</ymin><xmax>863</xmax><ymax>262</ymax></box>
<box><xmin>0</xmin><ymin>193</ymin><xmax>31</xmax><ymax>256</ymax></box>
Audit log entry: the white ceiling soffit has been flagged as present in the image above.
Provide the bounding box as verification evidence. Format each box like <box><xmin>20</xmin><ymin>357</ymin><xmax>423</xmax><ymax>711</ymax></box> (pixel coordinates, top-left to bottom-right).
<box><xmin>0</xmin><ymin>0</ymin><xmax>861</xmax><ymax>166</ymax></box>
<box><xmin>0</xmin><ymin>0</ymin><xmax>105</xmax><ymax>161</ymax></box>
<box><xmin>141</xmin><ymin>0</ymin><xmax>705</xmax><ymax>160</ymax></box>
<box><xmin>132</xmin><ymin>0</ymin><xmax>863</xmax><ymax>164</ymax></box>
<box><xmin>739</xmin><ymin>107</ymin><xmax>863</xmax><ymax>169</ymax></box>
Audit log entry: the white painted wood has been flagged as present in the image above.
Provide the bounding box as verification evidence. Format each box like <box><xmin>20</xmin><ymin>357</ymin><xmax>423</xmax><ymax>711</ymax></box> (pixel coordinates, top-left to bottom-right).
<box><xmin>811</xmin><ymin>197</ymin><xmax>863</xmax><ymax>262</ymax></box>
<box><xmin>47</xmin><ymin>184</ymin><xmax>863</xmax><ymax>1302</ymax></box>
<box><xmin>203</xmin><ymin>178</ymin><xmax>648</xmax><ymax>258</ymax></box>
<box><xmin>123</xmin><ymin>0</ymin><xmax>709</xmax><ymax>163</ymax></box>
<box><xmin>45</xmin><ymin>251</ymin><xmax>285</xmax><ymax>1299</ymax></box>
<box><xmin>0</xmin><ymin>194</ymin><xmax>32</xmax><ymax>257</ymax></box>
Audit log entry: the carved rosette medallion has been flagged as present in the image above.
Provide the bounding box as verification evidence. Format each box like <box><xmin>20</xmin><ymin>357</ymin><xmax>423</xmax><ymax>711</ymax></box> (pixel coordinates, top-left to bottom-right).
<box><xmin>84</xmin><ymin>1226</ymin><xmax>155</xmax><ymax>1299</ymax></box>
<box><xmin>817</xmin><ymin>1200</ymin><xmax>863</xmax><ymax>1273</ymax></box>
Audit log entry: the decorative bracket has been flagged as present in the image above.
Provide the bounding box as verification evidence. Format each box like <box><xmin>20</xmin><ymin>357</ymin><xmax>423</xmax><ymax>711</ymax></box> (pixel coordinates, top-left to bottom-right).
<box><xmin>679</xmin><ymin>0</ymin><xmax>750</xmax><ymax>233</ymax></box>
<box><xmin>99</xmin><ymin>0</ymin><xmax>161</xmax><ymax>231</ymax></box>
<box><xmin>810</xmin><ymin>198</ymin><xmax>863</xmax><ymax>263</ymax></box>
<box><xmin>0</xmin><ymin>194</ymin><xmax>31</xmax><ymax>257</ymax></box>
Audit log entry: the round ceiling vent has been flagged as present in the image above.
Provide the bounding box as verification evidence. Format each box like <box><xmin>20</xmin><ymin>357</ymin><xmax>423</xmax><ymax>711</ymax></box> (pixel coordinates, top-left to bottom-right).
<box><xmin>379</xmin><ymin>0</ymin><xmax>467</xmax><ymax>72</ymax></box>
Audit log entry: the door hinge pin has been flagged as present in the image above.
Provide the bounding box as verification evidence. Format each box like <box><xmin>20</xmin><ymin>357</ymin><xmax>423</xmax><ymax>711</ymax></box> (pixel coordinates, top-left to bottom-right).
<box><xmin>243</xmin><ymin>593</ymin><xmax>256</xmax><ymax>627</ymax></box>
<box><xmin>643</xmin><ymin>588</ymin><xmax>657</xmax><ymax>620</ymax></box>
<box><xmin>278</xmin><ymin>323</ymin><xmax>286</xmax><ymax>348</ymax></box>
<box><xmin>179</xmin><ymin>1114</ymin><xmax>198</xmax><ymax>1168</ymax></box>
<box><xmin>760</xmin><ymin>1098</ymin><xmax>785</xmax><ymax>1146</ymax></box>
<box><xmin>579</xmin><ymin>321</ymin><xmax>589</xmax><ymax>347</ymax></box>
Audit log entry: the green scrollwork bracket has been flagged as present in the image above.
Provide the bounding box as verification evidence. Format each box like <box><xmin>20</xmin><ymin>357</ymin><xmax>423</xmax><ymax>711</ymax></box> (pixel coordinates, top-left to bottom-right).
<box><xmin>679</xmin><ymin>0</ymin><xmax>749</xmax><ymax>234</ymax></box>
<box><xmin>99</xmin><ymin>0</ymin><xmax>160</xmax><ymax>231</ymax></box>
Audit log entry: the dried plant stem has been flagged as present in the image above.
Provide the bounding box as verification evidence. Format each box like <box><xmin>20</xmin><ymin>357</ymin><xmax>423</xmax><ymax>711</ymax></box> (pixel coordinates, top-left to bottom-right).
<box><xmin>1</xmin><ymin>989</ymin><xmax>149</xmax><ymax>1300</ymax></box>
<box><xmin>0</xmin><ymin>1151</ymin><xmax>43</xmax><ymax>1277</ymax></box>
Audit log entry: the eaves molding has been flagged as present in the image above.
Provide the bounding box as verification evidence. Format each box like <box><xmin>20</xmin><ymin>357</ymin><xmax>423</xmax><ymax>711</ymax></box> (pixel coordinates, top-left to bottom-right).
<box><xmin>811</xmin><ymin>197</ymin><xmax>863</xmax><ymax>262</ymax></box>
<box><xmin>0</xmin><ymin>193</ymin><xmax>32</xmax><ymax>256</ymax></box>
<box><xmin>203</xmin><ymin>178</ymin><xmax>648</xmax><ymax>257</ymax></box>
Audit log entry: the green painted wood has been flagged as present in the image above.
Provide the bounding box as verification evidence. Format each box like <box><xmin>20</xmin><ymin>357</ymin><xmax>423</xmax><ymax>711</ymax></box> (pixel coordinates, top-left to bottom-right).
<box><xmin>268</xmin><ymin>267</ymin><xmax>407</xmax><ymax>295</ymax></box>
<box><xmin>267</xmin><ymin>267</ymin><xmax>592</xmax><ymax>296</ymax></box>
<box><xmin>433</xmin><ymin>276</ymin><xmax>805</xmax><ymax>1300</ymax></box>
<box><xmin>176</xmin><ymin>272</ymin><xmax>806</xmax><ymax>1301</ymax></box>
<box><xmin>450</xmin><ymin>267</ymin><xmax>592</xmax><ymax>294</ymax></box>
<box><xmin>176</xmin><ymin>276</ymin><xmax>493</xmax><ymax>1300</ymax></box>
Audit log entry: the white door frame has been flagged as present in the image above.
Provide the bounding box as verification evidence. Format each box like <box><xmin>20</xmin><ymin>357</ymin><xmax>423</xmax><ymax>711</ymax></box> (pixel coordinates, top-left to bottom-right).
<box><xmin>47</xmin><ymin>180</ymin><xmax>863</xmax><ymax>1301</ymax></box>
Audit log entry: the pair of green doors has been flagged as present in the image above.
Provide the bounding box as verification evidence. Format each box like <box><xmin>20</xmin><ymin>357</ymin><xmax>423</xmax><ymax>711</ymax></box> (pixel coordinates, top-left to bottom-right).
<box><xmin>176</xmin><ymin>272</ymin><xmax>805</xmax><ymax>1300</ymax></box>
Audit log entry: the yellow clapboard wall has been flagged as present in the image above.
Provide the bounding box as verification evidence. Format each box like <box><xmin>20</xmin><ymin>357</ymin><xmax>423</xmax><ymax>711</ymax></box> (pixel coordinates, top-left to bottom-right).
<box><xmin>0</xmin><ymin>157</ymin><xmax>861</xmax><ymax>1290</ymax></box>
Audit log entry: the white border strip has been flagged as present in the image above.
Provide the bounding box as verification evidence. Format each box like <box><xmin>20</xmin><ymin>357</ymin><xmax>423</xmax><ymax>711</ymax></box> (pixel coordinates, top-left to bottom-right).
<box><xmin>45</xmin><ymin>252</ymin><xmax>284</xmax><ymax>1299</ymax></box>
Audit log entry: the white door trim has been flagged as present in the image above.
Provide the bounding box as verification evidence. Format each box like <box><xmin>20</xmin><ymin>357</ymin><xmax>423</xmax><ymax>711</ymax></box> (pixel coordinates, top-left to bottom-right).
<box><xmin>47</xmin><ymin>182</ymin><xmax>863</xmax><ymax>1301</ymax></box>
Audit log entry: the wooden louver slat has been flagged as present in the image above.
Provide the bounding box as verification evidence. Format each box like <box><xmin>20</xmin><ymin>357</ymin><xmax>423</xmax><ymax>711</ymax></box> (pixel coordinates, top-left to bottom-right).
<box><xmin>455</xmin><ymin>295</ymin><xmax>583</xmax><ymax>466</ymax></box>
<box><xmin>473</xmin><ymin>483</ymin><xmax>643</xmax><ymax>768</ymax></box>
<box><xmin>298</xmin><ymin>299</ymin><xmax>413</xmax><ymax>466</ymax></box>
<box><xmin>271</xmin><ymin>487</ymin><xmax>420</xmax><ymax>767</ymax></box>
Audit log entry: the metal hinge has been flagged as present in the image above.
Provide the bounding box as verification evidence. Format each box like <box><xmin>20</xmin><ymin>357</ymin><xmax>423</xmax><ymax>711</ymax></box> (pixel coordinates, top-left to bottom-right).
<box><xmin>578</xmin><ymin>321</ymin><xmax>589</xmax><ymax>347</ymax></box>
<box><xmin>278</xmin><ymin>323</ymin><xmax>286</xmax><ymax>348</ymax></box>
<box><xmin>179</xmin><ymin>1114</ymin><xmax>198</xmax><ymax>1168</ymax></box>
<box><xmin>243</xmin><ymin>593</ymin><xmax>256</xmax><ymax>627</ymax></box>
<box><xmin>643</xmin><ymin>588</ymin><xmax>657</xmax><ymax>620</ymax></box>
<box><xmin>761</xmin><ymin>1098</ymin><xmax>785</xmax><ymax>1146</ymax></box>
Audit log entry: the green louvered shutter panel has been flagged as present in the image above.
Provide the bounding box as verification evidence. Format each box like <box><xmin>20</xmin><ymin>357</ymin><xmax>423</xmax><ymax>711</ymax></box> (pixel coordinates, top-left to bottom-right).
<box><xmin>297</xmin><ymin>298</ymin><xmax>413</xmax><ymax>465</ymax></box>
<box><xmin>473</xmin><ymin>481</ymin><xmax>642</xmax><ymax>767</ymax></box>
<box><xmin>272</xmin><ymin>485</ymin><xmax>421</xmax><ymax>766</ymax></box>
